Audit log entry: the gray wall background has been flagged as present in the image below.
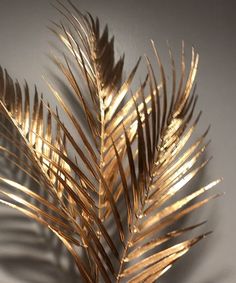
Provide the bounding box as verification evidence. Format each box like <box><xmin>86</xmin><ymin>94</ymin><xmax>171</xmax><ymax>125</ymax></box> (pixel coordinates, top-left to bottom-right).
<box><xmin>0</xmin><ymin>0</ymin><xmax>235</xmax><ymax>282</ymax></box>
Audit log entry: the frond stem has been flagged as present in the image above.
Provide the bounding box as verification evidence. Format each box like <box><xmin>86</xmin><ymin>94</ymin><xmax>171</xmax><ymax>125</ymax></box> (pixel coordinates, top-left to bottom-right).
<box><xmin>116</xmin><ymin>173</ymin><xmax>155</xmax><ymax>282</ymax></box>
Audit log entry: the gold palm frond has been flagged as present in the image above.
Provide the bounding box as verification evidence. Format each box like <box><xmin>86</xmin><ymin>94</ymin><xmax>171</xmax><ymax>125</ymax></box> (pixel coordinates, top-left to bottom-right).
<box><xmin>0</xmin><ymin>1</ymin><xmax>221</xmax><ymax>282</ymax></box>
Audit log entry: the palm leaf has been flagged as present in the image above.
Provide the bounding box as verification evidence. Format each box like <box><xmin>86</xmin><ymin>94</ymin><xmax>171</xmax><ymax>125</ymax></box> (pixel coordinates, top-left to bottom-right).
<box><xmin>0</xmin><ymin>1</ymin><xmax>221</xmax><ymax>283</ymax></box>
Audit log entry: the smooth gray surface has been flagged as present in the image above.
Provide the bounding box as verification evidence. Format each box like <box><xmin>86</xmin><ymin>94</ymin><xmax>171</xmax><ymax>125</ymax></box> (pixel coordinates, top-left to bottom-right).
<box><xmin>0</xmin><ymin>0</ymin><xmax>235</xmax><ymax>282</ymax></box>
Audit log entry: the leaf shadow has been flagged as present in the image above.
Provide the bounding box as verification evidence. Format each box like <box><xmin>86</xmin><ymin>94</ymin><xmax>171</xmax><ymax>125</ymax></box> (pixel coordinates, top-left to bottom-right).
<box><xmin>0</xmin><ymin>120</ymin><xmax>80</xmax><ymax>283</ymax></box>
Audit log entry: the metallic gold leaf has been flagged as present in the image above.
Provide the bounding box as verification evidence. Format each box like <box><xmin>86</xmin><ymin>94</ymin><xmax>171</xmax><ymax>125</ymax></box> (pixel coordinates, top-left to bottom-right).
<box><xmin>0</xmin><ymin>3</ymin><xmax>221</xmax><ymax>283</ymax></box>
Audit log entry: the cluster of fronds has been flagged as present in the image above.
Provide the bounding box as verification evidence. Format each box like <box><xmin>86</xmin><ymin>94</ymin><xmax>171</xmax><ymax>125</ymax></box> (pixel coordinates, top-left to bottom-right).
<box><xmin>0</xmin><ymin>1</ymin><xmax>221</xmax><ymax>282</ymax></box>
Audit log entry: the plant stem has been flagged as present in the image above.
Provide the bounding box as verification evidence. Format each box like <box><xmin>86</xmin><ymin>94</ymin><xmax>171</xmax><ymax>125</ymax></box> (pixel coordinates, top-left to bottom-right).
<box><xmin>116</xmin><ymin>172</ymin><xmax>155</xmax><ymax>282</ymax></box>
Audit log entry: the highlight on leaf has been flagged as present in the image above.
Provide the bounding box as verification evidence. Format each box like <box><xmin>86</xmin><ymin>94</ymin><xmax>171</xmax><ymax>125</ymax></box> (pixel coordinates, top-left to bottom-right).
<box><xmin>0</xmin><ymin>1</ymin><xmax>221</xmax><ymax>282</ymax></box>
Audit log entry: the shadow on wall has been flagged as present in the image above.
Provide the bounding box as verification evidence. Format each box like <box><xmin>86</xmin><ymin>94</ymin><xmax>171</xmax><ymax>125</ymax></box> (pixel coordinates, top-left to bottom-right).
<box><xmin>0</xmin><ymin>172</ymin><xmax>79</xmax><ymax>283</ymax></box>
<box><xmin>0</xmin><ymin>117</ymin><xmax>79</xmax><ymax>283</ymax></box>
<box><xmin>0</xmin><ymin>206</ymin><xmax>79</xmax><ymax>283</ymax></box>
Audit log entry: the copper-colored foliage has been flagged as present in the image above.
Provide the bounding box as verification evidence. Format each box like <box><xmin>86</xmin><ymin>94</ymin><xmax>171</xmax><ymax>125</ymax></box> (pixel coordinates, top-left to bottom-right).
<box><xmin>0</xmin><ymin>1</ymin><xmax>221</xmax><ymax>282</ymax></box>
